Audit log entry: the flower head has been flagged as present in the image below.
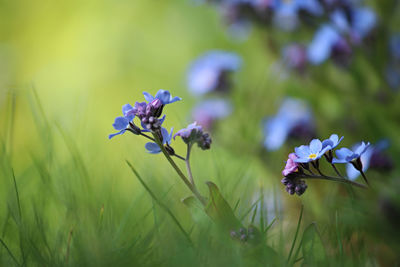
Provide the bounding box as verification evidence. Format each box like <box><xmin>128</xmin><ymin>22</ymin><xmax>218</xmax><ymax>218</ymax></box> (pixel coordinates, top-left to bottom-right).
<box><xmin>145</xmin><ymin>127</ymin><xmax>174</xmax><ymax>154</ymax></box>
<box><xmin>174</xmin><ymin>122</ymin><xmax>212</xmax><ymax>150</ymax></box>
<box><xmin>282</xmin><ymin>153</ymin><xmax>299</xmax><ymax>176</ymax></box>
<box><xmin>143</xmin><ymin>89</ymin><xmax>182</xmax><ymax>105</ymax></box>
<box><xmin>332</xmin><ymin>141</ymin><xmax>370</xmax><ymax>164</ymax></box>
<box><xmin>187</xmin><ymin>51</ymin><xmax>242</xmax><ymax>95</ymax></box>
<box><xmin>263</xmin><ymin>98</ymin><xmax>314</xmax><ymax>151</ymax></box>
<box><xmin>109</xmin><ymin>104</ymin><xmax>136</xmax><ymax>139</ymax></box>
<box><xmin>346</xmin><ymin>140</ymin><xmax>392</xmax><ymax>180</ymax></box>
<box><xmin>281</xmin><ymin>176</ymin><xmax>308</xmax><ymax>196</ymax></box>
<box><xmin>294</xmin><ymin>139</ymin><xmax>329</xmax><ymax>163</ymax></box>
<box><xmin>322</xmin><ymin>134</ymin><xmax>344</xmax><ymax>150</ymax></box>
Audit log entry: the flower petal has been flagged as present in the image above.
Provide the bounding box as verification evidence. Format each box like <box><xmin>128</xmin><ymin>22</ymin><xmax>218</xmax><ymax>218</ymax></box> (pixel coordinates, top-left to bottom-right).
<box><xmin>108</xmin><ymin>130</ymin><xmax>125</xmax><ymax>139</ymax></box>
<box><xmin>112</xmin><ymin>116</ymin><xmax>129</xmax><ymax>131</ymax></box>
<box><xmin>295</xmin><ymin>145</ymin><xmax>310</xmax><ymax>158</ymax></box>
<box><xmin>145</xmin><ymin>142</ymin><xmax>161</xmax><ymax>154</ymax></box>
<box><xmin>155</xmin><ymin>90</ymin><xmax>171</xmax><ymax>104</ymax></box>
<box><xmin>143</xmin><ymin>92</ymin><xmax>154</xmax><ymax>102</ymax></box>
<box><xmin>335</xmin><ymin>147</ymin><xmax>353</xmax><ymax>160</ymax></box>
<box><xmin>309</xmin><ymin>139</ymin><xmax>322</xmax><ymax>154</ymax></box>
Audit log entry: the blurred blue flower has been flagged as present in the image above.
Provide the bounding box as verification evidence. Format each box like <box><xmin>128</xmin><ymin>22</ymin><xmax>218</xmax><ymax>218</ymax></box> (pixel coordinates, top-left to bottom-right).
<box><xmin>322</xmin><ymin>134</ymin><xmax>344</xmax><ymax>150</ymax></box>
<box><xmin>346</xmin><ymin>140</ymin><xmax>391</xmax><ymax>180</ymax></box>
<box><xmin>272</xmin><ymin>0</ymin><xmax>323</xmax><ymax>31</ymax></box>
<box><xmin>145</xmin><ymin>127</ymin><xmax>174</xmax><ymax>154</ymax></box>
<box><xmin>192</xmin><ymin>98</ymin><xmax>233</xmax><ymax>129</ymax></box>
<box><xmin>332</xmin><ymin>141</ymin><xmax>370</xmax><ymax>164</ymax></box>
<box><xmin>294</xmin><ymin>139</ymin><xmax>329</xmax><ymax>163</ymax></box>
<box><xmin>109</xmin><ymin>104</ymin><xmax>135</xmax><ymax>139</ymax></box>
<box><xmin>263</xmin><ymin>98</ymin><xmax>314</xmax><ymax>151</ymax></box>
<box><xmin>143</xmin><ymin>89</ymin><xmax>181</xmax><ymax>105</ymax></box>
<box><xmin>390</xmin><ymin>34</ymin><xmax>400</xmax><ymax>61</ymax></box>
<box><xmin>307</xmin><ymin>24</ymin><xmax>342</xmax><ymax>65</ymax></box>
<box><xmin>187</xmin><ymin>51</ymin><xmax>242</xmax><ymax>95</ymax></box>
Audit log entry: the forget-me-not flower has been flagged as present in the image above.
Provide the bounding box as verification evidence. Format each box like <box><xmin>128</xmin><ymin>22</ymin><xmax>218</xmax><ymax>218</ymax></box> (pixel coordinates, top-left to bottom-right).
<box><xmin>322</xmin><ymin>134</ymin><xmax>344</xmax><ymax>150</ymax></box>
<box><xmin>187</xmin><ymin>51</ymin><xmax>242</xmax><ymax>95</ymax></box>
<box><xmin>144</xmin><ymin>127</ymin><xmax>174</xmax><ymax>154</ymax></box>
<box><xmin>109</xmin><ymin>104</ymin><xmax>136</xmax><ymax>139</ymax></box>
<box><xmin>143</xmin><ymin>89</ymin><xmax>182</xmax><ymax>105</ymax></box>
<box><xmin>263</xmin><ymin>98</ymin><xmax>314</xmax><ymax>151</ymax></box>
<box><xmin>294</xmin><ymin>139</ymin><xmax>329</xmax><ymax>163</ymax></box>
<box><xmin>332</xmin><ymin>141</ymin><xmax>370</xmax><ymax>164</ymax></box>
<box><xmin>192</xmin><ymin>99</ymin><xmax>232</xmax><ymax>129</ymax></box>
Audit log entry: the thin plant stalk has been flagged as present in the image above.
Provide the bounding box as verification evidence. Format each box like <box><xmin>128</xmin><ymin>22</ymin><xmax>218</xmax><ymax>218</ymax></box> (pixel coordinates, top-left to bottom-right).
<box><xmin>185</xmin><ymin>144</ymin><xmax>195</xmax><ymax>186</ymax></box>
<box><xmin>298</xmin><ymin>174</ymin><xmax>367</xmax><ymax>189</ymax></box>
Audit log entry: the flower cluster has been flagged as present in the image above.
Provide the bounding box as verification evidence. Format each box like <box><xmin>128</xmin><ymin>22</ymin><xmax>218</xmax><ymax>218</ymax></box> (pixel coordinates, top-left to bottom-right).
<box><xmin>281</xmin><ymin>134</ymin><xmax>372</xmax><ymax>196</ymax></box>
<box><xmin>109</xmin><ymin>90</ymin><xmax>212</xmax><ymax>155</ymax></box>
<box><xmin>196</xmin><ymin>0</ymin><xmax>380</xmax><ymax>71</ymax></box>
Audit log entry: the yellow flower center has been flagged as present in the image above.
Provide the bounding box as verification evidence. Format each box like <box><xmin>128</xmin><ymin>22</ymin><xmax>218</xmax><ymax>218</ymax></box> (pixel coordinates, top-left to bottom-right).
<box><xmin>308</xmin><ymin>153</ymin><xmax>317</xmax><ymax>159</ymax></box>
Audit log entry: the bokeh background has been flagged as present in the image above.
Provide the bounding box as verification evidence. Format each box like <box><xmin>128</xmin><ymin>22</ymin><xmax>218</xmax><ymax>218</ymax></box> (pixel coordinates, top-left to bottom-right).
<box><xmin>0</xmin><ymin>0</ymin><xmax>400</xmax><ymax>266</ymax></box>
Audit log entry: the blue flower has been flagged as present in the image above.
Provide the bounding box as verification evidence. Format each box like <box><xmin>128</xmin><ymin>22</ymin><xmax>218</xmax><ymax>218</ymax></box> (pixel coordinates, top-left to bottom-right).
<box><xmin>390</xmin><ymin>34</ymin><xmax>400</xmax><ymax>61</ymax></box>
<box><xmin>143</xmin><ymin>90</ymin><xmax>181</xmax><ymax>105</ymax></box>
<box><xmin>307</xmin><ymin>24</ymin><xmax>342</xmax><ymax>65</ymax></box>
<box><xmin>294</xmin><ymin>139</ymin><xmax>329</xmax><ymax>163</ymax></box>
<box><xmin>109</xmin><ymin>104</ymin><xmax>135</xmax><ymax>139</ymax></box>
<box><xmin>272</xmin><ymin>0</ymin><xmax>323</xmax><ymax>31</ymax></box>
<box><xmin>346</xmin><ymin>140</ymin><xmax>389</xmax><ymax>180</ymax></box>
<box><xmin>263</xmin><ymin>98</ymin><xmax>314</xmax><ymax>151</ymax></box>
<box><xmin>187</xmin><ymin>51</ymin><xmax>242</xmax><ymax>95</ymax></box>
<box><xmin>192</xmin><ymin>99</ymin><xmax>232</xmax><ymax>129</ymax></box>
<box><xmin>144</xmin><ymin>127</ymin><xmax>173</xmax><ymax>154</ymax></box>
<box><xmin>332</xmin><ymin>141</ymin><xmax>370</xmax><ymax>164</ymax></box>
<box><xmin>322</xmin><ymin>134</ymin><xmax>344</xmax><ymax>150</ymax></box>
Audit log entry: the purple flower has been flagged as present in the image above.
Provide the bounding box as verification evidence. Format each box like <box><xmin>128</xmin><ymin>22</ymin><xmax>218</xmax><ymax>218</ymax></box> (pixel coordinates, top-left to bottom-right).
<box><xmin>294</xmin><ymin>139</ymin><xmax>329</xmax><ymax>163</ymax></box>
<box><xmin>133</xmin><ymin>101</ymin><xmax>147</xmax><ymax>119</ymax></box>
<box><xmin>282</xmin><ymin>44</ymin><xmax>307</xmax><ymax>72</ymax></box>
<box><xmin>174</xmin><ymin>122</ymin><xmax>212</xmax><ymax>150</ymax></box>
<box><xmin>346</xmin><ymin>140</ymin><xmax>392</xmax><ymax>180</ymax></box>
<box><xmin>187</xmin><ymin>51</ymin><xmax>242</xmax><ymax>95</ymax></box>
<box><xmin>192</xmin><ymin>99</ymin><xmax>232</xmax><ymax>129</ymax></box>
<box><xmin>322</xmin><ymin>134</ymin><xmax>344</xmax><ymax>150</ymax></box>
<box><xmin>263</xmin><ymin>98</ymin><xmax>314</xmax><ymax>151</ymax></box>
<box><xmin>282</xmin><ymin>153</ymin><xmax>299</xmax><ymax>176</ymax></box>
<box><xmin>144</xmin><ymin>127</ymin><xmax>174</xmax><ymax>154</ymax></box>
<box><xmin>143</xmin><ymin>89</ymin><xmax>181</xmax><ymax>105</ymax></box>
<box><xmin>109</xmin><ymin>104</ymin><xmax>135</xmax><ymax>139</ymax></box>
<box><xmin>332</xmin><ymin>141</ymin><xmax>370</xmax><ymax>164</ymax></box>
<box><xmin>174</xmin><ymin>122</ymin><xmax>203</xmax><ymax>142</ymax></box>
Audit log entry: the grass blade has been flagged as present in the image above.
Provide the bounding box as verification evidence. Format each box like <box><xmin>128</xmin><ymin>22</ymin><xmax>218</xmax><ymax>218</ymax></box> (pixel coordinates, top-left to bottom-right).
<box><xmin>287</xmin><ymin>205</ymin><xmax>304</xmax><ymax>264</ymax></box>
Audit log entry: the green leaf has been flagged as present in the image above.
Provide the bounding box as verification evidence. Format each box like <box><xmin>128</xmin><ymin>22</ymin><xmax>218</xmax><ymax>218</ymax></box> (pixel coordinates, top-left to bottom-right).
<box><xmin>182</xmin><ymin>196</ymin><xmax>210</xmax><ymax>224</ymax></box>
<box><xmin>204</xmin><ymin>181</ymin><xmax>242</xmax><ymax>231</ymax></box>
<box><xmin>301</xmin><ymin>223</ymin><xmax>326</xmax><ymax>265</ymax></box>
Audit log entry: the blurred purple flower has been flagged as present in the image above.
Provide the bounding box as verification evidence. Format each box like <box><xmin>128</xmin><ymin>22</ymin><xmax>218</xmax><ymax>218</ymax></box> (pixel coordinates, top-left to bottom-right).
<box><xmin>187</xmin><ymin>51</ymin><xmax>242</xmax><ymax>95</ymax></box>
<box><xmin>282</xmin><ymin>44</ymin><xmax>307</xmax><ymax>72</ymax></box>
<box><xmin>145</xmin><ymin>127</ymin><xmax>174</xmax><ymax>154</ymax></box>
<box><xmin>192</xmin><ymin>99</ymin><xmax>233</xmax><ymax>129</ymax></box>
<box><xmin>263</xmin><ymin>98</ymin><xmax>314</xmax><ymax>151</ymax></box>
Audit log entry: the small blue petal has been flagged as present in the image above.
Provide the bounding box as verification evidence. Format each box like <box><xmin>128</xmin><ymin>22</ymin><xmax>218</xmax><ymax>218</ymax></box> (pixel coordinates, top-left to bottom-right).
<box><xmin>169</xmin><ymin>96</ymin><xmax>182</xmax><ymax>104</ymax></box>
<box><xmin>335</xmin><ymin>147</ymin><xmax>353</xmax><ymax>161</ymax></box>
<box><xmin>113</xmin><ymin>116</ymin><xmax>129</xmax><ymax>131</ymax></box>
<box><xmin>143</xmin><ymin>92</ymin><xmax>154</xmax><ymax>102</ymax></box>
<box><xmin>145</xmin><ymin>142</ymin><xmax>161</xmax><ymax>154</ymax></box>
<box><xmin>155</xmin><ymin>90</ymin><xmax>171</xmax><ymax>104</ymax></box>
<box><xmin>309</xmin><ymin>139</ymin><xmax>322</xmax><ymax>154</ymax></box>
<box><xmin>108</xmin><ymin>130</ymin><xmax>125</xmax><ymax>139</ymax></box>
<box><xmin>295</xmin><ymin>145</ymin><xmax>311</xmax><ymax>158</ymax></box>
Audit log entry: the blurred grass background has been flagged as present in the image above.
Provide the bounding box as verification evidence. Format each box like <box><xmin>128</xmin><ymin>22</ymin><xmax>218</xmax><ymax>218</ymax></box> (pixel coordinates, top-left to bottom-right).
<box><xmin>1</xmin><ymin>0</ymin><xmax>400</xmax><ymax>266</ymax></box>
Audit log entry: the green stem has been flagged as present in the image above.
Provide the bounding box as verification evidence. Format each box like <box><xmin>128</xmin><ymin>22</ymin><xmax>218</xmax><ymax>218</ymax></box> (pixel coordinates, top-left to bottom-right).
<box><xmin>298</xmin><ymin>174</ymin><xmax>368</xmax><ymax>189</ymax></box>
<box><xmin>185</xmin><ymin>144</ymin><xmax>195</xmax><ymax>186</ymax></box>
<box><xmin>331</xmin><ymin>163</ymin><xmax>343</xmax><ymax>178</ymax></box>
<box><xmin>152</xmin><ymin>133</ymin><xmax>207</xmax><ymax>206</ymax></box>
